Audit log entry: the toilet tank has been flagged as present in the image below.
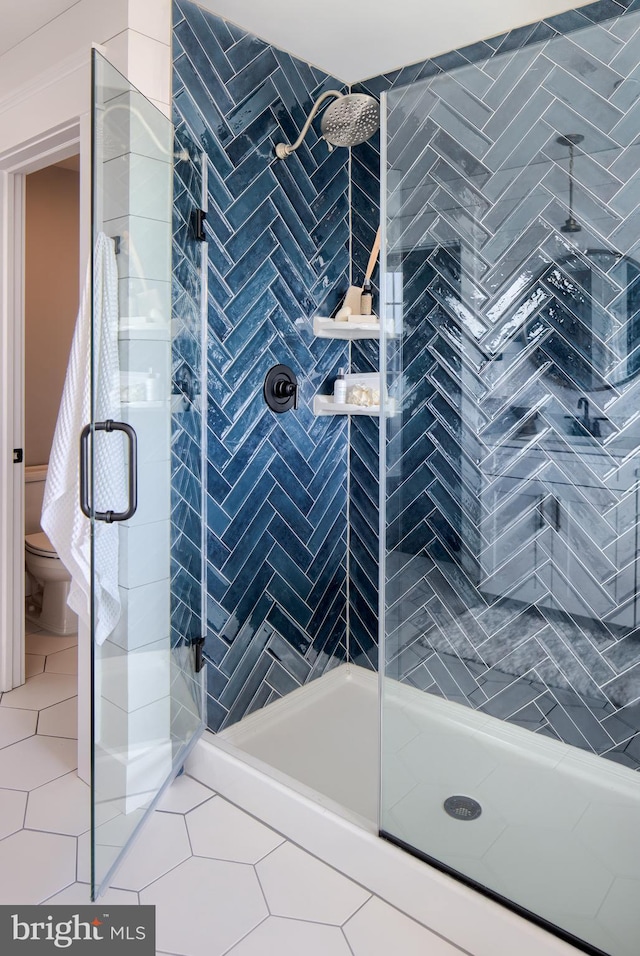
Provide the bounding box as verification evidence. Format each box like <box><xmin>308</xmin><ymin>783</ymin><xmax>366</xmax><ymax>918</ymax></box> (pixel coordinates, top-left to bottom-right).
<box><xmin>25</xmin><ymin>464</ymin><xmax>48</xmax><ymax>534</ymax></box>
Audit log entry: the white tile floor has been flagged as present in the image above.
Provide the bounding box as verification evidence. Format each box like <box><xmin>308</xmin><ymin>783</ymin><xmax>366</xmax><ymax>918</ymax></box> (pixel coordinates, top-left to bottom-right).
<box><xmin>0</xmin><ymin>621</ymin><xmax>464</xmax><ymax>955</ymax></box>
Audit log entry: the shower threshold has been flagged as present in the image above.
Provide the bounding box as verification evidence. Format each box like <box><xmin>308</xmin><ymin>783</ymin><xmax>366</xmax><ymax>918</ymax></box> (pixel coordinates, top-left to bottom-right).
<box><xmin>186</xmin><ymin>665</ymin><xmax>605</xmax><ymax>956</ymax></box>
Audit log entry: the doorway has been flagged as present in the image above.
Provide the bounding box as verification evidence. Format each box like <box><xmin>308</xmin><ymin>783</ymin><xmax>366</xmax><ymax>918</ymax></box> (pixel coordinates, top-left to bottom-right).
<box><xmin>0</xmin><ymin>119</ymin><xmax>86</xmax><ymax>752</ymax></box>
<box><xmin>23</xmin><ymin>156</ymin><xmax>80</xmax><ymax>703</ymax></box>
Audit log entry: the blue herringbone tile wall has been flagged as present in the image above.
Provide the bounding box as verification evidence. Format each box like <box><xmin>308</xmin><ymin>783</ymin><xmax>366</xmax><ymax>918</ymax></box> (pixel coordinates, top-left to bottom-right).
<box><xmin>172</xmin><ymin>0</ymin><xmax>350</xmax><ymax>731</ymax></box>
<box><xmin>365</xmin><ymin>0</ymin><xmax>640</xmax><ymax>767</ymax></box>
<box><xmin>349</xmin><ymin>0</ymin><xmax>639</xmax><ymax>695</ymax></box>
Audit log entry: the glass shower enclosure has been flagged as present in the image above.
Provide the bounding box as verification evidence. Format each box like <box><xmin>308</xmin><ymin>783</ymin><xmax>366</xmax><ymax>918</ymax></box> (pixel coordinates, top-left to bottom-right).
<box><xmin>90</xmin><ymin>51</ymin><xmax>206</xmax><ymax>899</ymax></box>
<box><xmin>380</xmin><ymin>16</ymin><xmax>640</xmax><ymax>956</ymax></box>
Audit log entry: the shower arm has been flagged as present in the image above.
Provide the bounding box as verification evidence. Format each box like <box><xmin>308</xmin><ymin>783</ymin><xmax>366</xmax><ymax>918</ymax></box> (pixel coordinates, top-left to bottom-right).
<box><xmin>275</xmin><ymin>90</ymin><xmax>344</xmax><ymax>159</ymax></box>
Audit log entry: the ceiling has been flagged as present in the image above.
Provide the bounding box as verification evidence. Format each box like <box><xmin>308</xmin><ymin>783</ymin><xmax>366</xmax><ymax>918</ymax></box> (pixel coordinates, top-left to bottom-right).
<box><xmin>0</xmin><ymin>0</ymin><xmax>591</xmax><ymax>82</ymax></box>
<box><xmin>198</xmin><ymin>0</ymin><xmax>592</xmax><ymax>84</ymax></box>
<box><xmin>0</xmin><ymin>0</ymin><xmax>79</xmax><ymax>58</ymax></box>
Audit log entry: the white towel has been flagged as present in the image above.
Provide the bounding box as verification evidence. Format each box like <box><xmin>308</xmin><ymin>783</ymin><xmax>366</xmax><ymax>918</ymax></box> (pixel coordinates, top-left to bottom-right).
<box><xmin>42</xmin><ymin>233</ymin><xmax>127</xmax><ymax>645</ymax></box>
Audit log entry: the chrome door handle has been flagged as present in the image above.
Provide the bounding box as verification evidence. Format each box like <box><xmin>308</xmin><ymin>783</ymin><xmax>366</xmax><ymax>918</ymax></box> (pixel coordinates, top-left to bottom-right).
<box><xmin>80</xmin><ymin>420</ymin><xmax>138</xmax><ymax>522</ymax></box>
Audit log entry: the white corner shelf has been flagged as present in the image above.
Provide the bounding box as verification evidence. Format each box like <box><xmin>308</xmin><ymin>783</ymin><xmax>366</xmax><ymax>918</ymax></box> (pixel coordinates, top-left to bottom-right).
<box><xmin>313</xmin><ymin>395</ymin><xmax>381</xmax><ymax>416</ymax></box>
<box><xmin>313</xmin><ymin>315</ymin><xmax>381</xmax><ymax>340</ymax></box>
<box><xmin>313</xmin><ymin>372</ymin><xmax>392</xmax><ymax>417</ymax></box>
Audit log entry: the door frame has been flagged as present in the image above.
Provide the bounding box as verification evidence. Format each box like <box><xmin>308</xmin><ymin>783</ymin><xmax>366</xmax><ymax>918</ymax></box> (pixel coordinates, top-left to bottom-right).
<box><xmin>0</xmin><ymin>114</ymin><xmax>91</xmax><ymax>776</ymax></box>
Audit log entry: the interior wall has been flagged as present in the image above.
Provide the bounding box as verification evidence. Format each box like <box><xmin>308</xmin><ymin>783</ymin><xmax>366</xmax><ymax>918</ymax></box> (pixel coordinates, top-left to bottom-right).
<box><xmin>24</xmin><ymin>164</ymin><xmax>79</xmax><ymax>466</ymax></box>
<box><xmin>173</xmin><ymin>0</ymin><xmax>351</xmax><ymax>731</ymax></box>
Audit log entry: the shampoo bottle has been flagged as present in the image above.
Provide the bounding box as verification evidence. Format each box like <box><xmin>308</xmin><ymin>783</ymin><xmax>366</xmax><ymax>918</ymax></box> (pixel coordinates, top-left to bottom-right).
<box><xmin>334</xmin><ymin>368</ymin><xmax>347</xmax><ymax>404</ymax></box>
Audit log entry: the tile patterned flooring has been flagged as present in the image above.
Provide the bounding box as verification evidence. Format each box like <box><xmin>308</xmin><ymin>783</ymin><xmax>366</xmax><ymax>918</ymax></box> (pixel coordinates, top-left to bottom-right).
<box><xmin>0</xmin><ymin>621</ymin><xmax>462</xmax><ymax>955</ymax></box>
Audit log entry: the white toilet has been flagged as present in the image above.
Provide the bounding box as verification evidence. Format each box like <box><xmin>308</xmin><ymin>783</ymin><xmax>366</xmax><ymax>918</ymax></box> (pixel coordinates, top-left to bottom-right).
<box><xmin>24</xmin><ymin>465</ymin><xmax>77</xmax><ymax>636</ymax></box>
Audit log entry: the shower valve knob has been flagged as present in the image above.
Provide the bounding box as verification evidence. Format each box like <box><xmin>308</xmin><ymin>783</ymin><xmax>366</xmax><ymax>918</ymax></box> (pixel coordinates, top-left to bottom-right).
<box><xmin>274</xmin><ymin>380</ymin><xmax>296</xmax><ymax>400</ymax></box>
<box><xmin>264</xmin><ymin>365</ymin><xmax>298</xmax><ymax>413</ymax></box>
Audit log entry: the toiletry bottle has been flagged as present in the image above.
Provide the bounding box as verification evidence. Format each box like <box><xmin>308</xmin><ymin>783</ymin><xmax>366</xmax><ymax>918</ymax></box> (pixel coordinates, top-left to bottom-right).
<box><xmin>334</xmin><ymin>368</ymin><xmax>347</xmax><ymax>404</ymax></box>
<box><xmin>360</xmin><ymin>280</ymin><xmax>372</xmax><ymax>316</ymax></box>
<box><xmin>146</xmin><ymin>367</ymin><xmax>160</xmax><ymax>402</ymax></box>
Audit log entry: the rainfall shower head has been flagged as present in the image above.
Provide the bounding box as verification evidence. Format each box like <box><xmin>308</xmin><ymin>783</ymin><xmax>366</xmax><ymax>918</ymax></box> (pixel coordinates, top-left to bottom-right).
<box><xmin>275</xmin><ymin>90</ymin><xmax>379</xmax><ymax>159</ymax></box>
<box><xmin>320</xmin><ymin>93</ymin><xmax>380</xmax><ymax>147</ymax></box>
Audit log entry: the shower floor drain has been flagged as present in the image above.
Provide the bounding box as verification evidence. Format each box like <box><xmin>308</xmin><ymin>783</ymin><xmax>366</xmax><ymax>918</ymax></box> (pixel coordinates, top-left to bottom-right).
<box><xmin>443</xmin><ymin>795</ymin><xmax>482</xmax><ymax>821</ymax></box>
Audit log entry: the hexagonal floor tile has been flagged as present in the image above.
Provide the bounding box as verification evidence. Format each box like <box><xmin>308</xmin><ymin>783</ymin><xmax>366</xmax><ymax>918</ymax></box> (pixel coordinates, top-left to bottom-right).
<box><xmin>141</xmin><ymin>856</ymin><xmax>267</xmax><ymax>956</ymax></box>
<box><xmin>26</xmin><ymin>771</ymin><xmax>91</xmax><ymax>835</ymax></box>
<box><xmin>0</xmin><ymin>789</ymin><xmax>27</xmax><ymax>840</ymax></box>
<box><xmin>76</xmin><ymin>830</ymin><xmax>115</xmax><ymax>886</ymax></box>
<box><xmin>0</xmin><ymin>830</ymin><xmax>76</xmax><ymax>904</ymax></box>
<box><xmin>255</xmin><ymin>842</ymin><xmax>370</xmax><ymax>925</ymax></box>
<box><xmin>0</xmin><ymin>735</ymin><xmax>76</xmax><ymax>790</ymax></box>
<box><xmin>0</xmin><ymin>673</ymin><xmax>76</xmax><ymax>711</ymax></box>
<box><xmin>25</xmin><ymin>632</ymin><xmax>77</xmax><ymax>656</ymax></box>
<box><xmin>110</xmin><ymin>811</ymin><xmax>192</xmax><ymax>891</ymax></box>
<box><xmin>186</xmin><ymin>796</ymin><xmax>284</xmax><ymax>863</ymax></box>
<box><xmin>38</xmin><ymin>698</ymin><xmax>77</xmax><ymax>738</ymax></box>
<box><xmin>227</xmin><ymin>916</ymin><xmax>351</xmax><ymax>955</ymax></box>
<box><xmin>344</xmin><ymin>896</ymin><xmax>460</xmax><ymax>956</ymax></box>
<box><xmin>76</xmin><ymin>805</ymin><xmax>155</xmax><ymax>886</ymax></box>
<box><xmin>43</xmin><ymin>882</ymin><xmax>139</xmax><ymax>906</ymax></box>
<box><xmin>45</xmin><ymin>646</ymin><xmax>78</xmax><ymax>675</ymax></box>
<box><xmin>157</xmin><ymin>774</ymin><xmax>214</xmax><ymax>814</ymax></box>
<box><xmin>25</xmin><ymin>654</ymin><xmax>45</xmax><ymax>678</ymax></box>
<box><xmin>0</xmin><ymin>706</ymin><xmax>37</xmax><ymax>748</ymax></box>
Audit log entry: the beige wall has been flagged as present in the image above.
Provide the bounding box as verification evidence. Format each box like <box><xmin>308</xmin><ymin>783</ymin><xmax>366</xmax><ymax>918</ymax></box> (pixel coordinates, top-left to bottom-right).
<box><xmin>24</xmin><ymin>164</ymin><xmax>79</xmax><ymax>467</ymax></box>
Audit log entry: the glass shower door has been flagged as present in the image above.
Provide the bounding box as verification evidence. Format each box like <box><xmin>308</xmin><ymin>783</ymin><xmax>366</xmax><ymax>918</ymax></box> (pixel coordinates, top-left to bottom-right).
<box><xmin>89</xmin><ymin>50</ymin><xmax>205</xmax><ymax>900</ymax></box>
<box><xmin>380</xmin><ymin>16</ymin><xmax>640</xmax><ymax>956</ymax></box>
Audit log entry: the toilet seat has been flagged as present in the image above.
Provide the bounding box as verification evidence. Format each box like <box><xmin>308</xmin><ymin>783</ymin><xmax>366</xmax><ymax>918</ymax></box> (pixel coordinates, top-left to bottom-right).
<box><xmin>25</xmin><ymin>531</ymin><xmax>57</xmax><ymax>559</ymax></box>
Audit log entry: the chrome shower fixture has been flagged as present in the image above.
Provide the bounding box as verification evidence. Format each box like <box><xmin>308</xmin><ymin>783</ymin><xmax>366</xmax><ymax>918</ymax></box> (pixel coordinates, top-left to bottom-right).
<box><xmin>275</xmin><ymin>90</ymin><xmax>379</xmax><ymax>159</ymax></box>
<box><xmin>557</xmin><ymin>133</ymin><xmax>583</xmax><ymax>234</ymax></box>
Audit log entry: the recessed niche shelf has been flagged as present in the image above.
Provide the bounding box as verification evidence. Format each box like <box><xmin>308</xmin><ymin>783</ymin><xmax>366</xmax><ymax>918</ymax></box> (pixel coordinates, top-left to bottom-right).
<box><xmin>313</xmin><ymin>395</ymin><xmax>382</xmax><ymax>416</ymax></box>
<box><xmin>313</xmin><ymin>316</ymin><xmax>381</xmax><ymax>339</ymax></box>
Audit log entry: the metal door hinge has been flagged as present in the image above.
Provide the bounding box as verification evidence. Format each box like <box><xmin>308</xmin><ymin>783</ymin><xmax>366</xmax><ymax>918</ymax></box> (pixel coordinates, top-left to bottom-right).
<box><xmin>193</xmin><ymin>637</ymin><xmax>205</xmax><ymax>673</ymax></box>
<box><xmin>192</xmin><ymin>208</ymin><xmax>207</xmax><ymax>242</ymax></box>
<box><xmin>13</xmin><ymin>448</ymin><xmax>23</xmax><ymax>464</ymax></box>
